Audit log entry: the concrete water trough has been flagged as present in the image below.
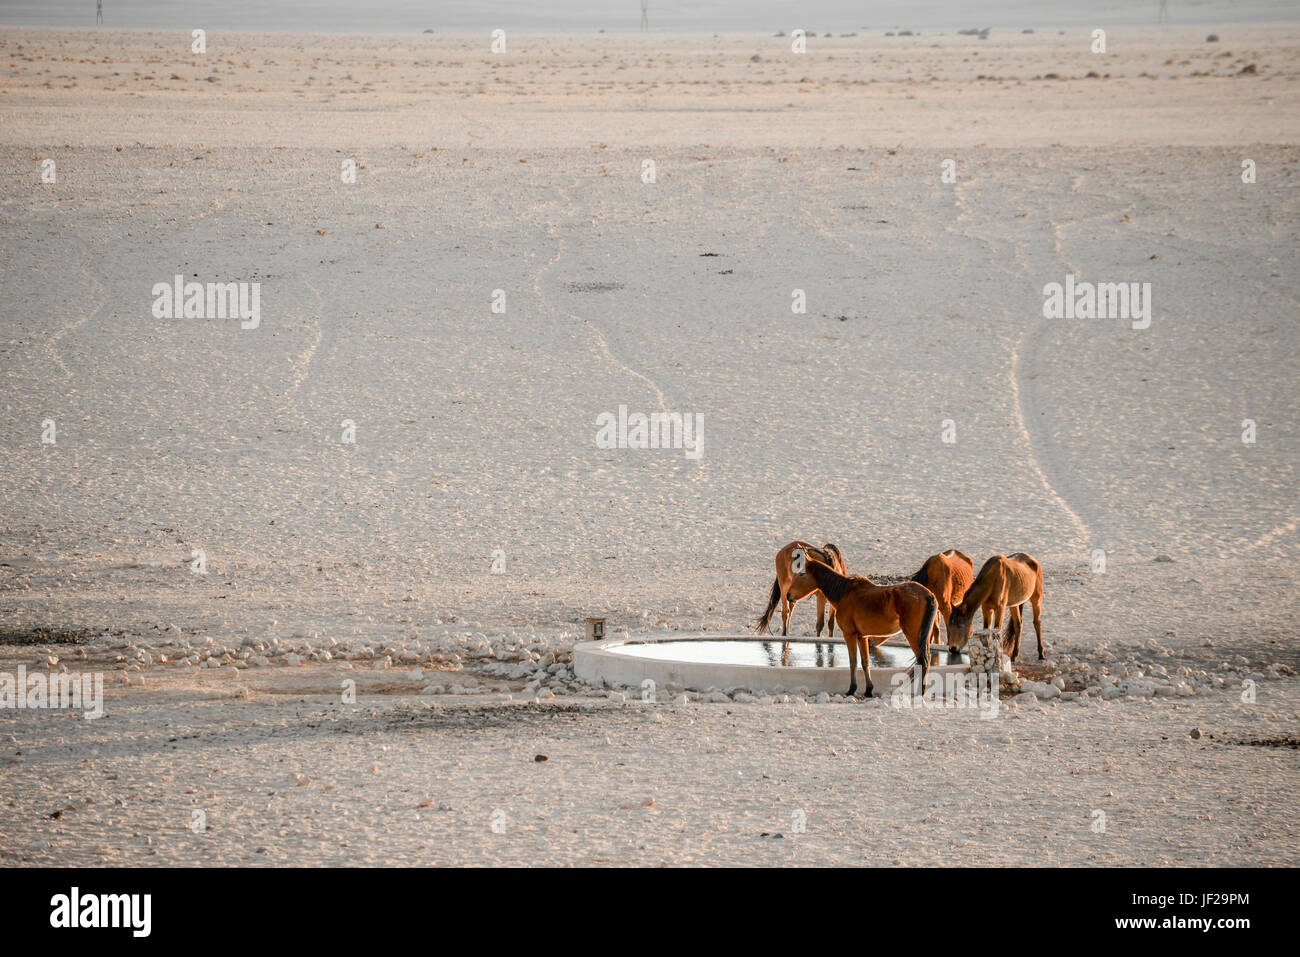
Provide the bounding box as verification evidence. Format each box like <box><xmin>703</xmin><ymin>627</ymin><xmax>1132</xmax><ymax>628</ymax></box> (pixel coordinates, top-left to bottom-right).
<box><xmin>573</xmin><ymin>632</ymin><xmax>971</xmax><ymax>696</ymax></box>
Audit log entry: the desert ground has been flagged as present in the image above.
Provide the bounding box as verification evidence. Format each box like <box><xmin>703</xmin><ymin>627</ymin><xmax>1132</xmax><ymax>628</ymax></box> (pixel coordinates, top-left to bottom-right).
<box><xmin>0</xmin><ymin>24</ymin><xmax>1297</xmax><ymax>866</ymax></box>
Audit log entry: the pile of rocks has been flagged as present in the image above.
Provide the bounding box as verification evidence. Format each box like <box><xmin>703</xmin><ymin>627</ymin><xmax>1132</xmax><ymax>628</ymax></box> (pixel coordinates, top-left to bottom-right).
<box><xmin>962</xmin><ymin>629</ymin><xmax>1018</xmax><ymax>693</ymax></box>
<box><xmin>469</xmin><ymin>647</ymin><xmax>587</xmax><ymax>699</ymax></box>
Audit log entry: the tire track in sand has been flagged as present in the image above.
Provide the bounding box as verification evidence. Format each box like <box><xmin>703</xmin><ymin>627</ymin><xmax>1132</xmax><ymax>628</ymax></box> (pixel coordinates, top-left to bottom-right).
<box><xmin>533</xmin><ymin>172</ymin><xmax>670</xmax><ymax>415</ymax></box>
<box><xmin>949</xmin><ymin>172</ymin><xmax>1094</xmax><ymax>551</ymax></box>
<box><xmin>45</xmin><ymin>230</ymin><xmax>108</xmax><ymax>382</ymax></box>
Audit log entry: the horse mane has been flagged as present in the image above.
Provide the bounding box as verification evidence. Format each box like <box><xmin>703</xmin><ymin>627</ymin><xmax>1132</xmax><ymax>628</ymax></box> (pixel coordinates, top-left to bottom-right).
<box><xmin>821</xmin><ymin>542</ymin><xmax>845</xmax><ymax>572</ymax></box>
<box><xmin>805</xmin><ymin>559</ymin><xmax>851</xmax><ymax>603</ymax></box>
<box><xmin>956</xmin><ymin>555</ymin><xmax>1003</xmax><ymax>613</ymax></box>
<box><xmin>909</xmin><ymin>556</ymin><xmax>930</xmax><ymax>586</ymax></box>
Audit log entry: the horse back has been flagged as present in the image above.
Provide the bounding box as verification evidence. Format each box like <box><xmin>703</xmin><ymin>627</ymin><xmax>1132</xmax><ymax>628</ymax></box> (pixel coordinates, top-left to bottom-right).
<box><xmin>1007</xmin><ymin>551</ymin><xmax>1041</xmax><ymax>576</ymax></box>
<box><xmin>944</xmin><ymin>551</ymin><xmax>975</xmax><ymax>600</ymax></box>
<box><xmin>912</xmin><ymin>551</ymin><xmax>972</xmax><ymax>605</ymax></box>
<box><xmin>776</xmin><ymin>540</ymin><xmax>814</xmax><ymax>577</ymax></box>
<box><xmin>838</xmin><ymin>577</ymin><xmax>916</xmax><ymax>631</ymax></box>
<box><xmin>942</xmin><ymin>548</ymin><xmax>974</xmax><ymax>568</ymax></box>
<box><xmin>1003</xmin><ymin>552</ymin><xmax>1042</xmax><ymax>602</ymax></box>
<box><xmin>778</xmin><ymin>540</ymin><xmax>841</xmax><ymax>568</ymax></box>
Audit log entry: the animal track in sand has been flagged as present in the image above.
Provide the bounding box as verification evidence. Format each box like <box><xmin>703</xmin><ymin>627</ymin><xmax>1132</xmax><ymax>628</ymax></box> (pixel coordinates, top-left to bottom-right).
<box><xmin>532</xmin><ymin>174</ymin><xmax>671</xmax><ymax>416</ymax></box>
<box><xmin>45</xmin><ymin>231</ymin><xmax>108</xmax><ymax>382</ymax></box>
<box><xmin>946</xmin><ymin>171</ymin><xmax>1097</xmax><ymax>551</ymax></box>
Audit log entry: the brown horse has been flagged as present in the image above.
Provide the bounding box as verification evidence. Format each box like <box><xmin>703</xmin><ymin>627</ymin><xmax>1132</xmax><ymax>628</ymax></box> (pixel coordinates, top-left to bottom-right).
<box><xmin>909</xmin><ymin>549</ymin><xmax>974</xmax><ymax>646</ymax></box>
<box><xmin>947</xmin><ymin>552</ymin><xmax>1044</xmax><ymax>660</ymax></box>
<box><xmin>755</xmin><ymin>541</ymin><xmax>847</xmax><ymax>637</ymax></box>
<box><xmin>803</xmin><ymin>559</ymin><xmax>937</xmax><ymax>698</ymax></box>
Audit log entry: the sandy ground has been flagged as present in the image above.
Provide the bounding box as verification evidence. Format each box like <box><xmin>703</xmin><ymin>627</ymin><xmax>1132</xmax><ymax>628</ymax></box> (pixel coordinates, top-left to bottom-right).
<box><xmin>0</xmin><ymin>25</ymin><xmax>1297</xmax><ymax>866</ymax></box>
<box><xmin>1</xmin><ymin>674</ymin><xmax>1295</xmax><ymax>867</ymax></box>
<box><xmin>0</xmin><ymin>27</ymin><xmax>1297</xmax><ymax>148</ymax></box>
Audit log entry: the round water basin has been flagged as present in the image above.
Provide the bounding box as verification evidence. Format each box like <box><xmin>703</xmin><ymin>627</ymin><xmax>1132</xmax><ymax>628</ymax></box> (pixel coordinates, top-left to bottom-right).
<box><xmin>573</xmin><ymin>632</ymin><xmax>968</xmax><ymax>696</ymax></box>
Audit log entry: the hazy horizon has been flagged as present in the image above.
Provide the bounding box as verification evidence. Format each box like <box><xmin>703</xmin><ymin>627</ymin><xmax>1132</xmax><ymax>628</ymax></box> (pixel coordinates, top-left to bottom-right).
<box><xmin>2</xmin><ymin>0</ymin><xmax>1297</xmax><ymax>33</ymax></box>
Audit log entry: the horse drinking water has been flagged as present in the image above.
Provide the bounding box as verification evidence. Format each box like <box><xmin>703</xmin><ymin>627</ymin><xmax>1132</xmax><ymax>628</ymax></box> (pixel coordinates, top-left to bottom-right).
<box><xmin>946</xmin><ymin>552</ymin><xmax>1045</xmax><ymax>661</ymax></box>
<box><xmin>909</xmin><ymin>549</ymin><xmax>974</xmax><ymax>647</ymax></box>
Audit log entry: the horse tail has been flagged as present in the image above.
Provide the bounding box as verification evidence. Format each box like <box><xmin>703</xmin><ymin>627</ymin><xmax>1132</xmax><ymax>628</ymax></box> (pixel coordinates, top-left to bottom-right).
<box><xmin>755</xmin><ymin>576</ymin><xmax>781</xmax><ymax>634</ymax></box>
<box><xmin>822</xmin><ymin>542</ymin><xmax>846</xmax><ymax>573</ymax></box>
<box><xmin>918</xmin><ymin>590</ymin><xmax>937</xmax><ymax>680</ymax></box>
<box><xmin>1000</xmin><ymin>608</ymin><xmax>1017</xmax><ymax>653</ymax></box>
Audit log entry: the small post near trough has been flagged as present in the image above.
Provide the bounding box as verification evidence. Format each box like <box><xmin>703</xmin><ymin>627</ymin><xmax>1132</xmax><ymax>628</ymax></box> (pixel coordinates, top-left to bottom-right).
<box><xmin>584</xmin><ymin>617</ymin><xmax>606</xmax><ymax>641</ymax></box>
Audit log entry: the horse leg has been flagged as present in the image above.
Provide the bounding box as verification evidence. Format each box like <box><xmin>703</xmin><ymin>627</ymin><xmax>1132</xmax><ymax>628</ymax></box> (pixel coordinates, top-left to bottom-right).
<box><xmin>903</xmin><ymin>601</ymin><xmax>933</xmax><ymax>694</ymax></box>
<box><xmin>827</xmin><ymin>606</ymin><xmax>836</xmax><ymax>639</ymax></box>
<box><xmin>858</xmin><ymin>636</ymin><xmax>874</xmax><ymax>698</ymax></box>
<box><xmin>843</xmin><ymin>631</ymin><xmax>859</xmax><ymax>697</ymax></box>
<box><xmin>780</xmin><ymin>593</ymin><xmax>792</xmax><ymax>637</ymax></box>
<box><xmin>1031</xmin><ymin>590</ymin><xmax>1044</xmax><ymax>660</ymax></box>
<box><xmin>815</xmin><ymin>593</ymin><xmax>827</xmax><ymax>637</ymax></box>
<box><xmin>1008</xmin><ymin>605</ymin><xmax>1023</xmax><ymax>661</ymax></box>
